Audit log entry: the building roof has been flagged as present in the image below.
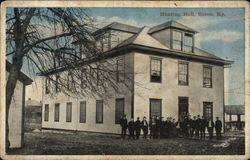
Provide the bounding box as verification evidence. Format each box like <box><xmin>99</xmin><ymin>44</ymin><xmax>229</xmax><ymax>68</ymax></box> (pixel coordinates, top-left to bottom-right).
<box><xmin>117</xmin><ymin>27</ymin><xmax>170</xmax><ymax>50</ymax></box>
<box><xmin>148</xmin><ymin>20</ymin><xmax>199</xmax><ymax>34</ymax></box>
<box><xmin>93</xmin><ymin>22</ymin><xmax>141</xmax><ymax>36</ymax></box>
<box><xmin>40</xmin><ymin>21</ymin><xmax>233</xmax><ymax>76</ymax></box>
<box><xmin>6</xmin><ymin>61</ymin><xmax>33</xmax><ymax>85</ymax></box>
<box><xmin>26</xmin><ymin>99</ymin><xmax>42</xmax><ymax>107</ymax></box>
<box><xmin>115</xmin><ymin>26</ymin><xmax>231</xmax><ymax>65</ymax></box>
<box><xmin>225</xmin><ymin>105</ymin><xmax>245</xmax><ymax>115</ymax></box>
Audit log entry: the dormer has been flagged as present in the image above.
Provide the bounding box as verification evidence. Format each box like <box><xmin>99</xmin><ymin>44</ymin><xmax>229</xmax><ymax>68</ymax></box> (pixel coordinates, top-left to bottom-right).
<box><xmin>148</xmin><ymin>20</ymin><xmax>198</xmax><ymax>53</ymax></box>
<box><xmin>93</xmin><ymin>22</ymin><xmax>141</xmax><ymax>52</ymax></box>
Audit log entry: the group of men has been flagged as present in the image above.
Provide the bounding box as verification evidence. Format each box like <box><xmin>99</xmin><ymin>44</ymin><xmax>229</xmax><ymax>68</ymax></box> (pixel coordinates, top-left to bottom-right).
<box><xmin>119</xmin><ymin>114</ymin><xmax>223</xmax><ymax>140</ymax></box>
<box><xmin>120</xmin><ymin>115</ymin><xmax>149</xmax><ymax>139</ymax></box>
<box><xmin>178</xmin><ymin>114</ymin><xmax>223</xmax><ymax>140</ymax></box>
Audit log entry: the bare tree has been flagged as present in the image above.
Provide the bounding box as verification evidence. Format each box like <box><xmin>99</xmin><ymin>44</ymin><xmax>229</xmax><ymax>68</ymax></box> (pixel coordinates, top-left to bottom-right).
<box><xmin>6</xmin><ymin>7</ymin><xmax>134</xmax><ymax>150</ymax></box>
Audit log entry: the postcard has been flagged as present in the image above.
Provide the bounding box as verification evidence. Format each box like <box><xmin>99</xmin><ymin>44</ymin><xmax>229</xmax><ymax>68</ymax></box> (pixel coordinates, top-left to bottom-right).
<box><xmin>0</xmin><ymin>1</ymin><xmax>249</xmax><ymax>160</ymax></box>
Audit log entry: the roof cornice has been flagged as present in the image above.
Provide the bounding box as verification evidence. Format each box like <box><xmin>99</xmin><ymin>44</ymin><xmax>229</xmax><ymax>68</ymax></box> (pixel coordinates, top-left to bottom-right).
<box><xmin>39</xmin><ymin>43</ymin><xmax>233</xmax><ymax>76</ymax></box>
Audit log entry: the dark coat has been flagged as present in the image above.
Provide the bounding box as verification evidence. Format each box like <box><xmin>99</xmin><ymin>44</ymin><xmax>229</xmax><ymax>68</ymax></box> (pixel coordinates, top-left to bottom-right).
<box><xmin>128</xmin><ymin>121</ymin><xmax>135</xmax><ymax>131</ymax></box>
<box><xmin>196</xmin><ymin>118</ymin><xmax>202</xmax><ymax>129</ymax></box>
<box><xmin>191</xmin><ymin>119</ymin><xmax>197</xmax><ymax>129</ymax></box>
<box><xmin>207</xmin><ymin>120</ymin><xmax>214</xmax><ymax>128</ymax></box>
<box><xmin>135</xmin><ymin>120</ymin><xmax>141</xmax><ymax>131</ymax></box>
<box><xmin>141</xmin><ymin>120</ymin><xmax>148</xmax><ymax>129</ymax></box>
<box><xmin>120</xmin><ymin>118</ymin><xmax>128</xmax><ymax>128</ymax></box>
<box><xmin>155</xmin><ymin>119</ymin><xmax>161</xmax><ymax>131</ymax></box>
<box><xmin>215</xmin><ymin>120</ymin><xmax>222</xmax><ymax>131</ymax></box>
<box><xmin>201</xmin><ymin>119</ymin><xmax>208</xmax><ymax>130</ymax></box>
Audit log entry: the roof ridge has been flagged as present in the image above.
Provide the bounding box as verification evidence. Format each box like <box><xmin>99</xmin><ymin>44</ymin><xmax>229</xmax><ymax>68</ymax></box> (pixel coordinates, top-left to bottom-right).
<box><xmin>172</xmin><ymin>20</ymin><xmax>199</xmax><ymax>33</ymax></box>
<box><xmin>148</xmin><ymin>20</ymin><xmax>198</xmax><ymax>34</ymax></box>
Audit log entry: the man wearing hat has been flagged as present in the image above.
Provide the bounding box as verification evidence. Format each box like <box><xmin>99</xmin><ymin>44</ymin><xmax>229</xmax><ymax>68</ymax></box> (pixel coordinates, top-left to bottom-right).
<box><xmin>215</xmin><ymin>117</ymin><xmax>222</xmax><ymax>139</ymax></box>
<box><xmin>135</xmin><ymin>117</ymin><xmax>141</xmax><ymax>139</ymax></box>
<box><xmin>119</xmin><ymin>114</ymin><xmax>128</xmax><ymax>139</ymax></box>
<box><xmin>141</xmin><ymin>116</ymin><xmax>149</xmax><ymax>139</ymax></box>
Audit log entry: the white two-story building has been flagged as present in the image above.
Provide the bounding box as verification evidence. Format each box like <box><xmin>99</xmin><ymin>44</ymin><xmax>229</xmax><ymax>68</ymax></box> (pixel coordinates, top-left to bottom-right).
<box><xmin>41</xmin><ymin>21</ymin><xmax>232</xmax><ymax>134</ymax></box>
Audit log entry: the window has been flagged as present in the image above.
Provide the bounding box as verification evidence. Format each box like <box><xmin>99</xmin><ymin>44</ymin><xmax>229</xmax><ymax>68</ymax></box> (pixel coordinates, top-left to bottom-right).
<box><xmin>55</xmin><ymin>74</ymin><xmax>60</xmax><ymax>93</ymax></box>
<box><xmin>102</xmin><ymin>31</ymin><xmax>111</xmax><ymax>52</ymax></box>
<box><xmin>150</xmin><ymin>99</ymin><xmax>162</xmax><ymax>118</ymax></box>
<box><xmin>79</xmin><ymin>101</ymin><xmax>86</xmax><ymax>123</ymax></box>
<box><xmin>172</xmin><ymin>31</ymin><xmax>182</xmax><ymax>50</ymax></box>
<box><xmin>96</xmin><ymin>100</ymin><xmax>103</xmax><ymax>123</ymax></box>
<box><xmin>203</xmin><ymin>102</ymin><xmax>213</xmax><ymax>120</ymax></box>
<box><xmin>178</xmin><ymin>62</ymin><xmax>189</xmax><ymax>85</ymax></box>
<box><xmin>66</xmin><ymin>102</ymin><xmax>72</xmax><ymax>122</ymax></box>
<box><xmin>80</xmin><ymin>67</ymin><xmax>88</xmax><ymax>88</ymax></box>
<box><xmin>44</xmin><ymin>104</ymin><xmax>49</xmax><ymax>121</ymax></box>
<box><xmin>183</xmin><ymin>33</ymin><xmax>193</xmax><ymax>53</ymax></box>
<box><xmin>117</xmin><ymin>57</ymin><xmax>125</xmax><ymax>82</ymax></box>
<box><xmin>115</xmin><ymin>98</ymin><xmax>125</xmax><ymax>124</ymax></box>
<box><xmin>203</xmin><ymin>66</ymin><xmax>212</xmax><ymax>88</ymax></box>
<box><xmin>45</xmin><ymin>78</ymin><xmax>50</xmax><ymax>94</ymax></box>
<box><xmin>150</xmin><ymin>58</ymin><xmax>162</xmax><ymax>83</ymax></box>
<box><xmin>172</xmin><ymin>30</ymin><xmax>194</xmax><ymax>53</ymax></box>
<box><xmin>54</xmin><ymin>103</ymin><xmax>60</xmax><ymax>122</ymax></box>
<box><xmin>97</xmin><ymin>65</ymin><xmax>104</xmax><ymax>86</ymax></box>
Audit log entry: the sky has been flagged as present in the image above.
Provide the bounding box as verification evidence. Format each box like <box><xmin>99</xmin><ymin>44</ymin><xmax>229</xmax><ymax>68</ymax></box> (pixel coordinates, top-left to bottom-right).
<box><xmin>14</xmin><ymin>7</ymin><xmax>245</xmax><ymax>105</ymax></box>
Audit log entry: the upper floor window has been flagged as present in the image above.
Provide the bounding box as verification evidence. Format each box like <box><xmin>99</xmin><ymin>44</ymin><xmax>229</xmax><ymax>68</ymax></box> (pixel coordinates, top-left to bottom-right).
<box><xmin>45</xmin><ymin>78</ymin><xmax>50</xmax><ymax>94</ymax></box>
<box><xmin>183</xmin><ymin>33</ymin><xmax>193</xmax><ymax>53</ymax></box>
<box><xmin>172</xmin><ymin>30</ymin><xmax>194</xmax><ymax>53</ymax></box>
<box><xmin>96</xmin><ymin>31</ymin><xmax>111</xmax><ymax>52</ymax></box>
<box><xmin>97</xmin><ymin>64</ymin><xmax>105</xmax><ymax>86</ymax></box>
<box><xmin>172</xmin><ymin>31</ymin><xmax>182</xmax><ymax>50</ymax></box>
<box><xmin>178</xmin><ymin>62</ymin><xmax>188</xmax><ymax>85</ymax></box>
<box><xmin>203</xmin><ymin>66</ymin><xmax>212</xmax><ymax>88</ymax></box>
<box><xmin>55</xmin><ymin>74</ymin><xmax>60</xmax><ymax>93</ymax></box>
<box><xmin>150</xmin><ymin>58</ymin><xmax>162</xmax><ymax>83</ymax></box>
<box><xmin>117</xmin><ymin>57</ymin><xmax>125</xmax><ymax>82</ymax></box>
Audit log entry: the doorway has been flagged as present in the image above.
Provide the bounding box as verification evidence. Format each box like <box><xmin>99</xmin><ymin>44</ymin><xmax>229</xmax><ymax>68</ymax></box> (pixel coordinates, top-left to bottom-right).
<box><xmin>178</xmin><ymin>97</ymin><xmax>189</xmax><ymax>121</ymax></box>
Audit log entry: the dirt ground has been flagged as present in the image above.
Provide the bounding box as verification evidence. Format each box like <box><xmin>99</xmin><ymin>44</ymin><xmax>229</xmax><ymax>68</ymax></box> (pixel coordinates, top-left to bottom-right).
<box><xmin>7</xmin><ymin>130</ymin><xmax>245</xmax><ymax>155</ymax></box>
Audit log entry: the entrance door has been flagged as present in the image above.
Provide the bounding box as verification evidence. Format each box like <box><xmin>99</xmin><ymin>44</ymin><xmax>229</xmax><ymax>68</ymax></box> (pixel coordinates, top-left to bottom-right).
<box><xmin>178</xmin><ymin>97</ymin><xmax>188</xmax><ymax>120</ymax></box>
<box><xmin>150</xmin><ymin>99</ymin><xmax>162</xmax><ymax>118</ymax></box>
<box><xmin>203</xmin><ymin>102</ymin><xmax>213</xmax><ymax>120</ymax></box>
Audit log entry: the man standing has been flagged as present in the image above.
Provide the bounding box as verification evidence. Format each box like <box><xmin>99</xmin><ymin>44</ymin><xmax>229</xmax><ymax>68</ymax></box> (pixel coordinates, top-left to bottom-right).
<box><xmin>135</xmin><ymin>117</ymin><xmax>141</xmax><ymax>139</ymax></box>
<box><xmin>207</xmin><ymin>118</ymin><xmax>214</xmax><ymax>140</ymax></box>
<box><xmin>187</xmin><ymin>115</ymin><xmax>192</xmax><ymax>137</ymax></box>
<box><xmin>149</xmin><ymin>116</ymin><xmax>156</xmax><ymax>139</ymax></box>
<box><xmin>165</xmin><ymin>117</ymin><xmax>171</xmax><ymax>138</ymax></box>
<box><xmin>141</xmin><ymin>116</ymin><xmax>148</xmax><ymax>139</ymax></box>
<box><xmin>196</xmin><ymin>115</ymin><xmax>202</xmax><ymax>138</ymax></box>
<box><xmin>200</xmin><ymin>116</ymin><xmax>207</xmax><ymax>139</ymax></box>
<box><xmin>128</xmin><ymin>118</ymin><xmax>135</xmax><ymax>139</ymax></box>
<box><xmin>191</xmin><ymin>116</ymin><xmax>197</xmax><ymax>137</ymax></box>
<box><xmin>215</xmin><ymin>117</ymin><xmax>222</xmax><ymax>139</ymax></box>
<box><xmin>183</xmin><ymin>116</ymin><xmax>189</xmax><ymax>137</ymax></box>
<box><xmin>119</xmin><ymin>115</ymin><xmax>128</xmax><ymax>139</ymax></box>
<box><xmin>155</xmin><ymin>116</ymin><xmax>161</xmax><ymax>138</ymax></box>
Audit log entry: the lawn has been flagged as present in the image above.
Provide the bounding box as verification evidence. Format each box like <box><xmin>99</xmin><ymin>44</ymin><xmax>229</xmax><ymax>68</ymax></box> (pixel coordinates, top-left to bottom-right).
<box><xmin>7</xmin><ymin>130</ymin><xmax>245</xmax><ymax>155</ymax></box>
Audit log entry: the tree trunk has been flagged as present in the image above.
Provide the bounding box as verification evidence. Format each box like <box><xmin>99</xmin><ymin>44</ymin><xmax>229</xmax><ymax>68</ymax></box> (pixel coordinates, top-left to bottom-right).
<box><xmin>5</xmin><ymin>65</ymin><xmax>20</xmax><ymax>151</ymax></box>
